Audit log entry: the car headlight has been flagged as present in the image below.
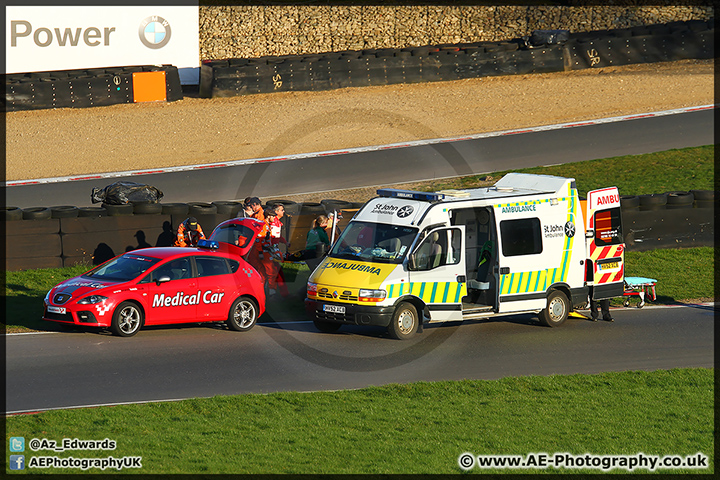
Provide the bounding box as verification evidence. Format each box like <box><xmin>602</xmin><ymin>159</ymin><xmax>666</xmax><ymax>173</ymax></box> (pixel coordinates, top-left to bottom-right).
<box><xmin>77</xmin><ymin>295</ymin><xmax>108</xmax><ymax>305</ymax></box>
<box><xmin>307</xmin><ymin>282</ymin><xmax>317</xmax><ymax>296</ymax></box>
<box><xmin>44</xmin><ymin>291</ymin><xmax>51</xmax><ymax>303</ymax></box>
<box><xmin>359</xmin><ymin>289</ymin><xmax>387</xmax><ymax>302</ymax></box>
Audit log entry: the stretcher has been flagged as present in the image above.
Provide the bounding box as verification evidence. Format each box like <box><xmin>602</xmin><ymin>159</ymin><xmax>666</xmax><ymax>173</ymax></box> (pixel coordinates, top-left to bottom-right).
<box><xmin>623</xmin><ymin>277</ymin><xmax>657</xmax><ymax>308</ymax></box>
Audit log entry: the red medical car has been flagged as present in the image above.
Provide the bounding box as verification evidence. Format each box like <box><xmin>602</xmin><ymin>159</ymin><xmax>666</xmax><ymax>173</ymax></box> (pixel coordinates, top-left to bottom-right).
<box><xmin>43</xmin><ymin>218</ymin><xmax>266</xmax><ymax>337</ymax></box>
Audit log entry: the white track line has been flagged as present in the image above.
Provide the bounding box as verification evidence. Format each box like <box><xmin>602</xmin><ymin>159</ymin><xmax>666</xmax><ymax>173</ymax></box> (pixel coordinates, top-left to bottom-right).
<box><xmin>5</xmin><ymin>104</ymin><xmax>715</xmax><ymax>187</ymax></box>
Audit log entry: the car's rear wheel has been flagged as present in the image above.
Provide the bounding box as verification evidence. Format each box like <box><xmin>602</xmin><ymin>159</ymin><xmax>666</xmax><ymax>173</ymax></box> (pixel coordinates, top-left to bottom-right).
<box><xmin>111</xmin><ymin>302</ymin><xmax>143</xmax><ymax>337</ymax></box>
<box><xmin>227</xmin><ymin>296</ymin><xmax>258</xmax><ymax>331</ymax></box>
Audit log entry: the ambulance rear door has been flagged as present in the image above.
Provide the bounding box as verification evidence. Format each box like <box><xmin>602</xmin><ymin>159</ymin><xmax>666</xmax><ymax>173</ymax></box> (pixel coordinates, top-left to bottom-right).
<box><xmin>586</xmin><ymin>187</ymin><xmax>625</xmax><ymax>299</ymax></box>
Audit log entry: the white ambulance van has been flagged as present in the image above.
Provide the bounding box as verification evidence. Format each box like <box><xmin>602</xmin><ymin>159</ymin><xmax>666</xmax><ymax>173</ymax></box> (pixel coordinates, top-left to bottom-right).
<box><xmin>305</xmin><ymin>173</ymin><xmax>624</xmax><ymax>339</ymax></box>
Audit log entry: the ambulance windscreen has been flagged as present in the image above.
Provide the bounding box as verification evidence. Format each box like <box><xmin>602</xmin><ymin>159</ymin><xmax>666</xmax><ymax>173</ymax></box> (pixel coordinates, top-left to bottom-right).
<box><xmin>329</xmin><ymin>221</ymin><xmax>418</xmax><ymax>264</ymax></box>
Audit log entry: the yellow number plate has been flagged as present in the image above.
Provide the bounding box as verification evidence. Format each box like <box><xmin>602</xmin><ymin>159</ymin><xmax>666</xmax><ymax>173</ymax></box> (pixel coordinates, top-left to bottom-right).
<box><xmin>599</xmin><ymin>261</ymin><xmax>619</xmax><ymax>270</ymax></box>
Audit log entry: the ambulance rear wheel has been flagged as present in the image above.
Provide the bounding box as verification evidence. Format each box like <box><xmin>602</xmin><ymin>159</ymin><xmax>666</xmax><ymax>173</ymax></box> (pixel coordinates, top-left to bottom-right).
<box><xmin>313</xmin><ymin>319</ymin><xmax>342</xmax><ymax>333</ymax></box>
<box><xmin>388</xmin><ymin>302</ymin><xmax>418</xmax><ymax>340</ymax></box>
<box><xmin>538</xmin><ymin>290</ymin><xmax>569</xmax><ymax>327</ymax></box>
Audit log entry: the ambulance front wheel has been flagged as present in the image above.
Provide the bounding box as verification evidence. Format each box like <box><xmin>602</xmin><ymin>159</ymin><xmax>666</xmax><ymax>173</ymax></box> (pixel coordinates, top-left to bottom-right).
<box><xmin>388</xmin><ymin>302</ymin><xmax>419</xmax><ymax>340</ymax></box>
<box><xmin>538</xmin><ymin>290</ymin><xmax>569</xmax><ymax>327</ymax></box>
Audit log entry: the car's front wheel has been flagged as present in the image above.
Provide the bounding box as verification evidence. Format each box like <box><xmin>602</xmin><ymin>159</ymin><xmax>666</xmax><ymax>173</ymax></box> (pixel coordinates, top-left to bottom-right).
<box><xmin>111</xmin><ymin>302</ymin><xmax>143</xmax><ymax>337</ymax></box>
<box><xmin>227</xmin><ymin>296</ymin><xmax>258</xmax><ymax>331</ymax></box>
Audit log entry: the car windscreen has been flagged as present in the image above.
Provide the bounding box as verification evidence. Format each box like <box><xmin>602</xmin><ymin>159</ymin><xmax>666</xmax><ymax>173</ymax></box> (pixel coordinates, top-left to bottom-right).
<box><xmin>329</xmin><ymin>221</ymin><xmax>417</xmax><ymax>264</ymax></box>
<box><xmin>209</xmin><ymin>223</ymin><xmax>257</xmax><ymax>248</ymax></box>
<box><xmin>85</xmin><ymin>254</ymin><xmax>161</xmax><ymax>282</ymax></box>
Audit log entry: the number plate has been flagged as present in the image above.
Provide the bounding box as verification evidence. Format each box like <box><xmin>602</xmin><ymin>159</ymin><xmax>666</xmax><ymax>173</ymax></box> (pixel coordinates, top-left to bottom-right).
<box><xmin>599</xmin><ymin>261</ymin><xmax>619</xmax><ymax>270</ymax></box>
<box><xmin>323</xmin><ymin>304</ymin><xmax>345</xmax><ymax>314</ymax></box>
<box><xmin>47</xmin><ymin>306</ymin><xmax>66</xmax><ymax>314</ymax></box>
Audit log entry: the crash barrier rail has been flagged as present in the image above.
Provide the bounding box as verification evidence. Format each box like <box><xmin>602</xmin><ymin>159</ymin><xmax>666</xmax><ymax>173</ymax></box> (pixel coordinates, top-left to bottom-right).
<box><xmin>3</xmin><ymin>192</ymin><xmax>714</xmax><ymax>271</ymax></box>
<box><xmin>199</xmin><ymin>19</ymin><xmax>714</xmax><ymax>98</ymax></box>
<box><xmin>3</xmin><ymin>65</ymin><xmax>183</xmax><ymax>112</ymax></box>
<box><xmin>3</xmin><ymin>199</ymin><xmax>363</xmax><ymax>271</ymax></box>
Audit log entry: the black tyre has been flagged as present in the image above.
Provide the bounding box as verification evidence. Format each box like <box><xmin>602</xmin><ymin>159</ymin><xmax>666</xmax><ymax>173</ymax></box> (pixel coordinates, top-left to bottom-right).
<box><xmin>299</xmin><ymin>202</ymin><xmax>326</xmax><ymax>215</ymax></box>
<box><xmin>313</xmin><ymin>319</ymin><xmax>342</xmax><ymax>333</ymax></box>
<box><xmin>22</xmin><ymin>207</ymin><xmax>52</xmax><ymax>220</ymax></box>
<box><xmin>161</xmin><ymin>203</ymin><xmax>189</xmax><ymax>215</ymax></box>
<box><xmin>689</xmin><ymin>190</ymin><xmax>715</xmax><ymax>202</ymax></box>
<box><xmin>321</xmin><ymin>199</ymin><xmax>354</xmax><ymax>212</ymax></box>
<box><xmin>50</xmin><ymin>206</ymin><xmax>79</xmax><ymax>218</ymax></box>
<box><xmin>226</xmin><ymin>296</ymin><xmax>259</xmax><ymax>331</ymax></box>
<box><xmin>132</xmin><ymin>202</ymin><xmax>163</xmax><ymax>215</ymax></box>
<box><xmin>212</xmin><ymin>201</ymin><xmax>242</xmax><ymax>216</ymax></box>
<box><xmin>638</xmin><ymin>193</ymin><xmax>667</xmax><ymax>210</ymax></box>
<box><xmin>188</xmin><ymin>202</ymin><xmax>218</xmax><ymax>216</ymax></box>
<box><xmin>102</xmin><ymin>203</ymin><xmax>134</xmax><ymax>216</ymax></box>
<box><xmin>620</xmin><ymin>195</ymin><xmax>640</xmax><ymax>210</ymax></box>
<box><xmin>2</xmin><ymin>206</ymin><xmax>23</xmax><ymax>221</ymax></box>
<box><xmin>77</xmin><ymin>206</ymin><xmax>107</xmax><ymax>217</ymax></box>
<box><xmin>111</xmin><ymin>301</ymin><xmax>143</xmax><ymax>337</ymax></box>
<box><xmin>666</xmin><ymin>191</ymin><xmax>694</xmax><ymax>209</ymax></box>
<box><xmin>388</xmin><ymin>302</ymin><xmax>419</xmax><ymax>340</ymax></box>
<box><xmin>538</xmin><ymin>290</ymin><xmax>570</xmax><ymax>327</ymax></box>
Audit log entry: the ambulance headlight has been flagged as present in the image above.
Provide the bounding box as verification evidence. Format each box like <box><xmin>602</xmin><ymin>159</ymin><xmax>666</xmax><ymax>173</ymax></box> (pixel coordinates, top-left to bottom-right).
<box><xmin>359</xmin><ymin>289</ymin><xmax>387</xmax><ymax>302</ymax></box>
<box><xmin>77</xmin><ymin>295</ymin><xmax>108</xmax><ymax>305</ymax></box>
<box><xmin>307</xmin><ymin>282</ymin><xmax>318</xmax><ymax>296</ymax></box>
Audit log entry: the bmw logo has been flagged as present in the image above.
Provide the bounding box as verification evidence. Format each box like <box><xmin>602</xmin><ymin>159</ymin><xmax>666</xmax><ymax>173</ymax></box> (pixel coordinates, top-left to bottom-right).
<box><xmin>564</xmin><ymin>221</ymin><xmax>576</xmax><ymax>237</ymax></box>
<box><xmin>397</xmin><ymin>205</ymin><xmax>414</xmax><ymax>218</ymax></box>
<box><xmin>139</xmin><ymin>16</ymin><xmax>171</xmax><ymax>49</ymax></box>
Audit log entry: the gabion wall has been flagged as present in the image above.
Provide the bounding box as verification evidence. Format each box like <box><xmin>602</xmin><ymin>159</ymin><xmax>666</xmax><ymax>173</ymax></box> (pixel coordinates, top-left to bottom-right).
<box><xmin>199</xmin><ymin>4</ymin><xmax>713</xmax><ymax>60</ymax></box>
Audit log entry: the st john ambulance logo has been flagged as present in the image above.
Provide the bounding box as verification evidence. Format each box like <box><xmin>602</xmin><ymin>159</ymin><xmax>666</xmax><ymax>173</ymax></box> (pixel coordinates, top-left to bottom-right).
<box><xmin>396</xmin><ymin>205</ymin><xmax>414</xmax><ymax>218</ymax></box>
<box><xmin>139</xmin><ymin>16</ymin><xmax>171</xmax><ymax>49</ymax></box>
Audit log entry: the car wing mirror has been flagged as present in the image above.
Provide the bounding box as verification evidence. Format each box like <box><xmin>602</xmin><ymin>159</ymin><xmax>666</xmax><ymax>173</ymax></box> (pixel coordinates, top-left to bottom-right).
<box><xmin>156</xmin><ymin>276</ymin><xmax>171</xmax><ymax>285</ymax></box>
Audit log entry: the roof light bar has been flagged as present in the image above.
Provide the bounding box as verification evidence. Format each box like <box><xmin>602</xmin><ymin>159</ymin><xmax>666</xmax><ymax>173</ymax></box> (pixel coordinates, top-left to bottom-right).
<box><xmin>197</xmin><ymin>239</ymin><xmax>219</xmax><ymax>250</ymax></box>
<box><xmin>376</xmin><ymin>188</ymin><xmax>445</xmax><ymax>202</ymax></box>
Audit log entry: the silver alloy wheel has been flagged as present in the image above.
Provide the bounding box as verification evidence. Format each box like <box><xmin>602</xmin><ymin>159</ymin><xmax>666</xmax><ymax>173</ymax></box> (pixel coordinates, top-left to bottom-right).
<box><xmin>118</xmin><ymin>304</ymin><xmax>141</xmax><ymax>335</ymax></box>
<box><xmin>234</xmin><ymin>300</ymin><xmax>256</xmax><ymax>329</ymax></box>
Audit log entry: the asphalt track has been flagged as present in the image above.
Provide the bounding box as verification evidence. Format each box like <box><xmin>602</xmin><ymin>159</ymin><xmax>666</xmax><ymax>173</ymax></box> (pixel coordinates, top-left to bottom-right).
<box><xmin>5</xmin><ymin>107</ymin><xmax>714</xmax><ymax>208</ymax></box>
<box><xmin>5</xmin><ymin>303</ymin><xmax>714</xmax><ymax>414</ymax></box>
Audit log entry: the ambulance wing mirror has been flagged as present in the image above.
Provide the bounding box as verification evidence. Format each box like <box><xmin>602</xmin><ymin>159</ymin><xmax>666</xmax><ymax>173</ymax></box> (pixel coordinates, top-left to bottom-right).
<box><xmin>407</xmin><ymin>252</ymin><xmax>419</xmax><ymax>271</ymax></box>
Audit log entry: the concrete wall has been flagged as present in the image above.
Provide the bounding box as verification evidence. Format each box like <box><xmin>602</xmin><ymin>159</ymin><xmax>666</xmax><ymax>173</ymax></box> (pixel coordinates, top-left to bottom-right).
<box><xmin>199</xmin><ymin>4</ymin><xmax>713</xmax><ymax>60</ymax></box>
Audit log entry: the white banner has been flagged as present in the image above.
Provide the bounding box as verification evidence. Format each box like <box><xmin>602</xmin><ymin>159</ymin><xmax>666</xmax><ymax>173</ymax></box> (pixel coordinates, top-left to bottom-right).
<box><xmin>6</xmin><ymin>5</ymin><xmax>199</xmax><ymax>84</ymax></box>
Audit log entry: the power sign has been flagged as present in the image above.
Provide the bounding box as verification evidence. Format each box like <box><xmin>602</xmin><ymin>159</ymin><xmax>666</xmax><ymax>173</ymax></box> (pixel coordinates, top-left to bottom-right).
<box><xmin>6</xmin><ymin>5</ymin><xmax>199</xmax><ymax>84</ymax></box>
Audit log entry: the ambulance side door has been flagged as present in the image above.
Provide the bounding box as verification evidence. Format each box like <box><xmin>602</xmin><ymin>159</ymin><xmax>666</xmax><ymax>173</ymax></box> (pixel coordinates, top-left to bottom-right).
<box><xmin>408</xmin><ymin>226</ymin><xmax>466</xmax><ymax>322</ymax></box>
<box><xmin>586</xmin><ymin>187</ymin><xmax>625</xmax><ymax>299</ymax></box>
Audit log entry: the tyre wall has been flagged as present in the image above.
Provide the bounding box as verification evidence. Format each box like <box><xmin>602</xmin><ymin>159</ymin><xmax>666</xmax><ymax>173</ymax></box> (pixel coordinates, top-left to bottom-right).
<box><xmin>4</xmin><ymin>65</ymin><xmax>183</xmax><ymax>112</ymax></box>
<box><xmin>198</xmin><ymin>20</ymin><xmax>714</xmax><ymax>98</ymax></box>
<box><xmin>3</xmin><ymin>192</ymin><xmax>714</xmax><ymax>271</ymax></box>
<box><xmin>3</xmin><ymin>200</ymin><xmax>358</xmax><ymax>271</ymax></box>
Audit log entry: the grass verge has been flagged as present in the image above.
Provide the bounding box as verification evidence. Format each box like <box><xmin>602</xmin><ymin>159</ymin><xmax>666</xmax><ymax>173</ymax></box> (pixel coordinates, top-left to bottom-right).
<box><xmin>413</xmin><ymin>145</ymin><xmax>715</xmax><ymax>197</ymax></box>
<box><xmin>3</xmin><ymin>246</ymin><xmax>713</xmax><ymax>333</ymax></box>
<box><xmin>5</xmin><ymin>368</ymin><xmax>713</xmax><ymax>474</ymax></box>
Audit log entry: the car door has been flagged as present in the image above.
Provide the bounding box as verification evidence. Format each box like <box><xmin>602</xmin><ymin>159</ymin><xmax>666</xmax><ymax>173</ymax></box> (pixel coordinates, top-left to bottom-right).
<box><xmin>195</xmin><ymin>255</ymin><xmax>233</xmax><ymax>321</ymax></box>
<box><xmin>408</xmin><ymin>226</ymin><xmax>465</xmax><ymax>322</ymax></box>
<box><xmin>139</xmin><ymin>256</ymin><xmax>198</xmax><ymax>325</ymax></box>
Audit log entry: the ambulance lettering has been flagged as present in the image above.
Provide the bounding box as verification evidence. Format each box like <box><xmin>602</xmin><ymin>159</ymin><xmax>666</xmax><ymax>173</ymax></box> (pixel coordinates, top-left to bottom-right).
<box><xmin>322</xmin><ymin>261</ymin><xmax>382</xmax><ymax>275</ymax></box>
<box><xmin>595</xmin><ymin>194</ymin><xmax>619</xmax><ymax>206</ymax></box>
<box><xmin>152</xmin><ymin>290</ymin><xmax>225</xmax><ymax>308</ymax></box>
<box><xmin>501</xmin><ymin>204</ymin><xmax>536</xmax><ymax>214</ymax></box>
